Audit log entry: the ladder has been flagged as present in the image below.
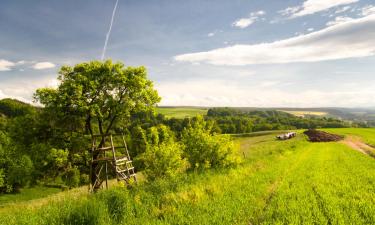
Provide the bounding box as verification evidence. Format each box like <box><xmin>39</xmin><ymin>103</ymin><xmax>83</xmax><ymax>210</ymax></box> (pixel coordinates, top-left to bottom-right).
<box><xmin>90</xmin><ymin>134</ymin><xmax>137</xmax><ymax>192</ymax></box>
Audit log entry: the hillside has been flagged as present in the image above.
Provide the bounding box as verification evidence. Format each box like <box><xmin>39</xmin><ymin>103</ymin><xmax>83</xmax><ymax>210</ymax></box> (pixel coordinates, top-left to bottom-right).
<box><xmin>0</xmin><ymin>98</ymin><xmax>36</xmax><ymax>118</ymax></box>
<box><xmin>1</xmin><ymin>128</ymin><xmax>374</xmax><ymax>224</ymax></box>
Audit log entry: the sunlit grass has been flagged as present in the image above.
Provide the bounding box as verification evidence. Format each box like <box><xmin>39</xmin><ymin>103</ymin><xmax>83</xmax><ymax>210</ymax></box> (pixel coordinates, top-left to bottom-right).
<box><xmin>156</xmin><ymin>107</ymin><xmax>207</xmax><ymax>118</ymax></box>
<box><xmin>1</xmin><ymin>129</ymin><xmax>375</xmax><ymax>224</ymax></box>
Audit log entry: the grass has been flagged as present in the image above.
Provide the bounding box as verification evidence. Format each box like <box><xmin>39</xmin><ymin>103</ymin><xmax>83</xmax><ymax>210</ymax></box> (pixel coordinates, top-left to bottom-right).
<box><xmin>323</xmin><ymin>128</ymin><xmax>375</xmax><ymax>145</ymax></box>
<box><xmin>1</xmin><ymin>128</ymin><xmax>375</xmax><ymax>224</ymax></box>
<box><xmin>0</xmin><ymin>186</ymin><xmax>61</xmax><ymax>206</ymax></box>
<box><xmin>156</xmin><ymin>107</ymin><xmax>207</xmax><ymax>118</ymax></box>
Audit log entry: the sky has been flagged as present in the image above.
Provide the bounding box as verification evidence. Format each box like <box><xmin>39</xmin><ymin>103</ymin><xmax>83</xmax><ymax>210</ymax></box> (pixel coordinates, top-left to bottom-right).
<box><xmin>0</xmin><ymin>0</ymin><xmax>374</xmax><ymax>107</ymax></box>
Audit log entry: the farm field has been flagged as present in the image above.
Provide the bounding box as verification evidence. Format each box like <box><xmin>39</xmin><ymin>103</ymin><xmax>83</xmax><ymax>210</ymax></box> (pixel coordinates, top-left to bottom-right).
<box><xmin>1</xmin><ymin>128</ymin><xmax>375</xmax><ymax>224</ymax></box>
<box><xmin>156</xmin><ymin>107</ymin><xmax>208</xmax><ymax>118</ymax></box>
<box><xmin>280</xmin><ymin>110</ymin><xmax>328</xmax><ymax>117</ymax></box>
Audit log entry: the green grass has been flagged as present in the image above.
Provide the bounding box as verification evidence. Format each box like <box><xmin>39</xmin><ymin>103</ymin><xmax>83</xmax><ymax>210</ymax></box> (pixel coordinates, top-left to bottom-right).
<box><xmin>323</xmin><ymin>128</ymin><xmax>375</xmax><ymax>145</ymax></box>
<box><xmin>1</xmin><ymin>129</ymin><xmax>375</xmax><ymax>224</ymax></box>
<box><xmin>0</xmin><ymin>186</ymin><xmax>61</xmax><ymax>207</ymax></box>
<box><xmin>156</xmin><ymin>107</ymin><xmax>207</xmax><ymax>118</ymax></box>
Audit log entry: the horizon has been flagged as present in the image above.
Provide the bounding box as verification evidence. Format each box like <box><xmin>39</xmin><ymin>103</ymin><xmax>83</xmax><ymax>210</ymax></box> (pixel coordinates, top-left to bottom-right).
<box><xmin>0</xmin><ymin>0</ymin><xmax>374</xmax><ymax>107</ymax></box>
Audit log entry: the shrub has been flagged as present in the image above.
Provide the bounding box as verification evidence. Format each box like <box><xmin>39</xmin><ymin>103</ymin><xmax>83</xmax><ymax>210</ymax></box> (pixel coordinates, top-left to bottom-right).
<box><xmin>140</xmin><ymin>125</ymin><xmax>187</xmax><ymax>180</ymax></box>
<box><xmin>181</xmin><ymin>116</ymin><xmax>240</xmax><ymax>170</ymax></box>
<box><xmin>141</xmin><ymin>142</ymin><xmax>187</xmax><ymax>181</ymax></box>
<box><xmin>7</xmin><ymin>155</ymin><xmax>34</xmax><ymax>192</ymax></box>
<box><xmin>64</xmin><ymin>167</ymin><xmax>80</xmax><ymax>188</ymax></box>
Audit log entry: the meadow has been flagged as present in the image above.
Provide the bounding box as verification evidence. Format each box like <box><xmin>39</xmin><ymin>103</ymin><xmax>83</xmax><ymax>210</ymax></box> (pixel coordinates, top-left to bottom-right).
<box><xmin>1</xmin><ymin>128</ymin><xmax>374</xmax><ymax>224</ymax></box>
<box><xmin>156</xmin><ymin>107</ymin><xmax>208</xmax><ymax>118</ymax></box>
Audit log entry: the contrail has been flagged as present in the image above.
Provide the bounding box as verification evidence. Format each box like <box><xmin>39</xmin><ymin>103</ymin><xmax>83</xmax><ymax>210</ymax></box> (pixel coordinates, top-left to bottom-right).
<box><xmin>101</xmin><ymin>0</ymin><xmax>119</xmax><ymax>60</ymax></box>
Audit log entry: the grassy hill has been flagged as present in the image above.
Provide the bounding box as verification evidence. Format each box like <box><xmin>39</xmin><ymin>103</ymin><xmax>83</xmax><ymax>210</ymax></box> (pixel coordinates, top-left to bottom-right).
<box><xmin>0</xmin><ymin>98</ymin><xmax>36</xmax><ymax>118</ymax></box>
<box><xmin>1</xmin><ymin>128</ymin><xmax>375</xmax><ymax>224</ymax></box>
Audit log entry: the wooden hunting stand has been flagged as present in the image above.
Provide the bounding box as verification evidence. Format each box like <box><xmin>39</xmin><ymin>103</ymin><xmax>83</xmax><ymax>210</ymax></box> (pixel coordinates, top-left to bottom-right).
<box><xmin>89</xmin><ymin>134</ymin><xmax>137</xmax><ymax>192</ymax></box>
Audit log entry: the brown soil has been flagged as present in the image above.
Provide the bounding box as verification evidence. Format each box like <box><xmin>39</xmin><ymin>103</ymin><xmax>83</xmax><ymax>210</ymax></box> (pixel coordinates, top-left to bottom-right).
<box><xmin>304</xmin><ymin>129</ymin><xmax>344</xmax><ymax>142</ymax></box>
<box><xmin>341</xmin><ymin>136</ymin><xmax>375</xmax><ymax>157</ymax></box>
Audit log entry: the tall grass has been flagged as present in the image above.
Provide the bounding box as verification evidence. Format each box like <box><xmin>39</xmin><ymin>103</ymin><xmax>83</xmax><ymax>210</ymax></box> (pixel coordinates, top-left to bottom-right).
<box><xmin>1</xmin><ymin>130</ymin><xmax>375</xmax><ymax>224</ymax></box>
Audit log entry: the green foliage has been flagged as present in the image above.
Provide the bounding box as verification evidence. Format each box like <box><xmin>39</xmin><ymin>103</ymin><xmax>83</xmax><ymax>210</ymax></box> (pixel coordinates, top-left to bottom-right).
<box><xmin>130</xmin><ymin>126</ymin><xmax>148</xmax><ymax>156</ymax></box>
<box><xmin>34</xmin><ymin>60</ymin><xmax>161</xmax><ymax>137</ymax></box>
<box><xmin>0</xmin><ymin>169</ymin><xmax>5</xmax><ymax>188</ymax></box>
<box><xmin>64</xmin><ymin>166</ymin><xmax>80</xmax><ymax>188</ymax></box>
<box><xmin>47</xmin><ymin>148</ymin><xmax>69</xmax><ymax>170</ymax></box>
<box><xmin>0</xmin><ymin>98</ymin><xmax>36</xmax><ymax>118</ymax></box>
<box><xmin>7</xmin><ymin>155</ymin><xmax>34</xmax><ymax>192</ymax></box>
<box><xmin>181</xmin><ymin>116</ymin><xmax>240</xmax><ymax>170</ymax></box>
<box><xmin>207</xmin><ymin>107</ymin><xmax>356</xmax><ymax>134</ymax></box>
<box><xmin>140</xmin><ymin>125</ymin><xmax>187</xmax><ymax>180</ymax></box>
<box><xmin>141</xmin><ymin>142</ymin><xmax>187</xmax><ymax>181</ymax></box>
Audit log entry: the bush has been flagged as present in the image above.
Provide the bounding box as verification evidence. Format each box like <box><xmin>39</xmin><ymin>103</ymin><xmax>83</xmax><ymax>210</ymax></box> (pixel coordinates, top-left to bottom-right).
<box><xmin>181</xmin><ymin>116</ymin><xmax>240</xmax><ymax>170</ymax></box>
<box><xmin>7</xmin><ymin>155</ymin><xmax>34</xmax><ymax>192</ymax></box>
<box><xmin>64</xmin><ymin>167</ymin><xmax>80</xmax><ymax>188</ymax></box>
<box><xmin>140</xmin><ymin>125</ymin><xmax>187</xmax><ymax>180</ymax></box>
<box><xmin>141</xmin><ymin>142</ymin><xmax>187</xmax><ymax>181</ymax></box>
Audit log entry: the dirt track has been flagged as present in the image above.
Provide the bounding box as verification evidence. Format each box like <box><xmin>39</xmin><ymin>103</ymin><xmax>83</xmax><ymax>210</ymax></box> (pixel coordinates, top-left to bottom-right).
<box><xmin>341</xmin><ymin>136</ymin><xmax>375</xmax><ymax>157</ymax></box>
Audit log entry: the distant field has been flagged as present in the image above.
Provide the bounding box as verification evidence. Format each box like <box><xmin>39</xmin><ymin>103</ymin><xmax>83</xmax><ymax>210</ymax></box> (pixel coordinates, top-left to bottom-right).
<box><xmin>1</xmin><ymin>128</ymin><xmax>375</xmax><ymax>224</ymax></box>
<box><xmin>156</xmin><ymin>107</ymin><xmax>207</xmax><ymax>118</ymax></box>
<box><xmin>280</xmin><ymin>110</ymin><xmax>328</xmax><ymax>117</ymax></box>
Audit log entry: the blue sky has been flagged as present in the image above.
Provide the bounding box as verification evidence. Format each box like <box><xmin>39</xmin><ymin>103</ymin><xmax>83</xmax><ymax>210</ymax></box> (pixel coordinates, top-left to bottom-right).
<box><xmin>0</xmin><ymin>0</ymin><xmax>374</xmax><ymax>107</ymax></box>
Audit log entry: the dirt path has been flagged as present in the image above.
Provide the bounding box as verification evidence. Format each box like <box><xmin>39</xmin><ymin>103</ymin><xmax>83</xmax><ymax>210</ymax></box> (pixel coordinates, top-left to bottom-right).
<box><xmin>341</xmin><ymin>136</ymin><xmax>375</xmax><ymax>157</ymax></box>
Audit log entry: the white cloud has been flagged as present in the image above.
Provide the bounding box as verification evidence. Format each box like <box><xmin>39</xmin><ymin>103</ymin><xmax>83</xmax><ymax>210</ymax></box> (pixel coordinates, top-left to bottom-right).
<box><xmin>0</xmin><ymin>59</ymin><xmax>15</xmax><ymax>71</ymax></box>
<box><xmin>307</xmin><ymin>27</ymin><xmax>314</xmax><ymax>32</ymax></box>
<box><xmin>232</xmin><ymin>18</ymin><xmax>255</xmax><ymax>28</ymax></box>
<box><xmin>326</xmin><ymin>16</ymin><xmax>353</xmax><ymax>26</ymax></box>
<box><xmin>232</xmin><ymin>10</ymin><xmax>266</xmax><ymax>28</ymax></box>
<box><xmin>175</xmin><ymin>14</ymin><xmax>375</xmax><ymax>66</ymax></box>
<box><xmin>207</xmin><ymin>32</ymin><xmax>215</xmax><ymax>37</ymax></box>
<box><xmin>279</xmin><ymin>6</ymin><xmax>301</xmax><ymax>16</ymax></box>
<box><xmin>0</xmin><ymin>76</ymin><xmax>59</xmax><ymax>104</ymax></box>
<box><xmin>360</xmin><ymin>5</ymin><xmax>375</xmax><ymax>16</ymax></box>
<box><xmin>281</xmin><ymin>0</ymin><xmax>358</xmax><ymax>18</ymax></box>
<box><xmin>335</xmin><ymin>6</ymin><xmax>351</xmax><ymax>14</ymax></box>
<box><xmin>156</xmin><ymin>80</ymin><xmax>375</xmax><ymax>107</ymax></box>
<box><xmin>32</xmin><ymin>62</ymin><xmax>56</xmax><ymax>70</ymax></box>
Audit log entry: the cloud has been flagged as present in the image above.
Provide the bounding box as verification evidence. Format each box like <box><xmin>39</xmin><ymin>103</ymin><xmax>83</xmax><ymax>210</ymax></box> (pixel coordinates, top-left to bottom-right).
<box><xmin>0</xmin><ymin>76</ymin><xmax>59</xmax><ymax>104</ymax></box>
<box><xmin>326</xmin><ymin>16</ymin><xmax>353</xmax><ymax>26</ymax></box>
<box><xmin>156</xmin><ymin>80</ymin><xmax>375</xmax><ymax>107</ymax></box>
<box><xmin>174</xmin><ymin>14</ymin><xmax>375</xmax><ymax>66</ymax></box>
<box><xmin>307</xmin><ymin>27</ymin><xmax>314</xmax><ymax>32</ymax></box>
<box><xmin>335</xmin><ymin>6</ymin><xmax>351</xmax><ymax>14</ymax></box>
<box><xmin>281</xmin><ymin>0</ymin><xmax>358</xmax><ymax>18</ymax></box>
<box><xmin>32</xmin><ymin>62</ymin><xmax>56</xmax><ymax>70</ymax></box>
<box><xmin>0</xmin><ymin>59</ymin><xmax>15</xmax><ymax>71</ymax></box>
<box><xmin>360</xmin><ymin>5</ymin><xmax>375</xmax><ymax>16</ymax></box>
<box><xmin>207</xmin><ymin>32</ymin><xmax>215</xmax><ymax>37</ymax></box>
<box><xmin>232</xmin><ymin>10</ymin><xmax>265</xmax><ymax>29</ymax></box>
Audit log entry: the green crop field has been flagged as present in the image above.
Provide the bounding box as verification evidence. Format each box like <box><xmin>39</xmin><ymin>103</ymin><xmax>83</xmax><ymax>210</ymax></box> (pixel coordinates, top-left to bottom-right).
<box><xmin>156</xmin><ymin>107</ymin><xmax>208</xmax><ymax>118</ymax></box>
<box><xmin>1</xmin><ymin>128</ymin><xmax>375</xmax><ymax>224</ymax></box>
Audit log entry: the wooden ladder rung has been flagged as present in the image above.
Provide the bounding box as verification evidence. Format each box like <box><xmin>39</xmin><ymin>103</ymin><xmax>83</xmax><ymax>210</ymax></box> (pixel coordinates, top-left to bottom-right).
<box><xmin>96</xmin><ymin>146</ymin><xmax>126</xmax><ymax>151</ymax></box>
<box><xmin>115</xmin><ymin>157</ymin><xmax>129</xmax><ymax>162</ymax></box>
<box><xmin>96</xmin><ymin>146</ymin><xmax>112</xmax><ymax>151</ymax></box>
<box><xmin>116</xmin><ymin>160</ymin><xmax>132</xmax><ymax>166</ymax></box>
<box><xmin>117</xmin><ymin>167</ymin><xmax>134</xmax><ymax>173</ymax></box>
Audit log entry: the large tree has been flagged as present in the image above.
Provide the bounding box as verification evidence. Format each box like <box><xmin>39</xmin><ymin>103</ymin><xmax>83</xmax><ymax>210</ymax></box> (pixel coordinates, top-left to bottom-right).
<box><xmin>34</xmin><ymin>60</ymin><xmax>160</xmax><ymax>190</ymax></box>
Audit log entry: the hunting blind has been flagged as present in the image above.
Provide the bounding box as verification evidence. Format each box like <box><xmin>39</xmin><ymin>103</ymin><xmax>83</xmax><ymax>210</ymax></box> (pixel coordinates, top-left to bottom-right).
<box><xmin>89</xmin><ymin>133</ymin><xmax>137</xmax><ymax>192</ymax></box>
